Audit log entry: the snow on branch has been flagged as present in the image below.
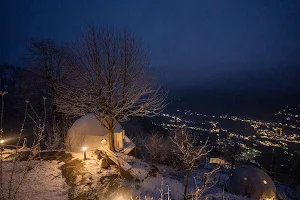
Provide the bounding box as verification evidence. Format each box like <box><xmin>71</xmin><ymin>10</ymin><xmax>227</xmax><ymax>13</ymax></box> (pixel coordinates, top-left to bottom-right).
<box><xmin>171</xmin><ymin>127</ymin><xmax>209</xmax><ymax>171</ymax></box>
<box><xmin>53</xmin><ymin>25</ymin><xmax>166</xmax><ymax>121</ymax></box>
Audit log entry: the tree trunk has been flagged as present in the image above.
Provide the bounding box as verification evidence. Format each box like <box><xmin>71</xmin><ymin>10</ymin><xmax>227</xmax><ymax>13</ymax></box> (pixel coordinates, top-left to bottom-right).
<box><xmin>108</xmin><ymin>129</ymin><xmax>115</xmax><ymax>152</ymax></box>
<box><xmin>183</xmin><ymin>170</ymin><xmax>191</xmax><ymax>200</ymax></box>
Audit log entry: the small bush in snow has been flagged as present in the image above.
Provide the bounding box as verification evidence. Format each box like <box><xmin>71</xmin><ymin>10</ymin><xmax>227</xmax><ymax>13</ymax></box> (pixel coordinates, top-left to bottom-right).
<box><xmin>145</xmin><ymin>132</ymin><xmax>181</xmax><ymax>167</ymax></box>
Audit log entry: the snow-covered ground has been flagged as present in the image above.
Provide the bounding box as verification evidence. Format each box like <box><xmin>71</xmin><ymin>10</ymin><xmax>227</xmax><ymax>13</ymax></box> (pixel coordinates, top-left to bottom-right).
<box><xmin>3</xmin><ymin>150</ymin><xmax>297</xmax><ymax>200</ymax></box>
<box><xmin>2</xmin><ymin>160</ymin><xmax>68</xmax><ymax>200</ymax></box>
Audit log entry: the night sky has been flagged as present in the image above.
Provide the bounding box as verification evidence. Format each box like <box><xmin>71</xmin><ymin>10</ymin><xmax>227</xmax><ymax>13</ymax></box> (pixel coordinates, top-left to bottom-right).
<box><xmin>1</xmin><ymin>0</ymin><xmax>300</xmax><ymax>90</ymax></box>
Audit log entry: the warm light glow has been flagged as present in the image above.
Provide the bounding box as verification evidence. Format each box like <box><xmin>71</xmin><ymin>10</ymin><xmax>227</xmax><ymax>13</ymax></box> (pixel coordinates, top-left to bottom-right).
<box><xmin>263</xmin><ymin>180</ymin><xmax>267</xmax><ymax>185</ymax></box>
<box><xmin>82</xmin><ymin>147</ymin><xmax>87</xmax><ymax>151</ymax></box>
<box><xmin>112</xmin><ymin>194</ymin><xmax>131</xmax><ymax>200</ymax></box>
<box><xmin>101</xmin><ymin>139</ymin><xmax>107</xmax><ymax>145</ymax></box>
<box><xmin>243</xmin><ymin>177</ymin><xmax>247</xmax><ymax>181</ymax></box>
<box><xmin>0</xmin><ymin>139</ymin><xmax>4</xmax><ymax>144</ymax></box>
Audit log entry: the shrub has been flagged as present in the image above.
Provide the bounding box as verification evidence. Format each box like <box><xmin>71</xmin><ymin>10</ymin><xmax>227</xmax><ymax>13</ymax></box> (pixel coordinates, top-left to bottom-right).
<box><xmin>145</xmin><ymin>132</ymin><xmax>181</xmax><ymax>167</ymax></box>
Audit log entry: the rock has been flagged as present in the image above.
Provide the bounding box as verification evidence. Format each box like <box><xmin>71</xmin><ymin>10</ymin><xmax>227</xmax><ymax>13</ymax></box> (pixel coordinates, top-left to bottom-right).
<box><xmin>135</xmin><ymin>178</ymin><xmax>140</xmax><ymax>183</ymax></box>
<box><xmin>106</xmin><ymin>155</ymin><xmax>116</xmax><ymax>165</ymax></box>
<box><xmin>94</xmin><ymin>149</ymin><xmax>103</xmax><ymax>160</ymax></box>
<box><xmin>119</xmin><ymin>165</ymin><xmax>134</xmax><ymax>180</ymax></box>
<box><xmin>60</xmin><ymin>159</ymin><xmax>84</xmax><ymax>186</ymax></box>
<box><xmin>145</xmin><ymin>165</ymin><xmax>160</xmax><ymax>178</ymax></box>
<box><xmin>135</xmin><ymin>184</ymin><xmax>141</xmax><ymax>190</ymax></box>
<box><xmin>37</xmin><ymin>151</ymin><xmax>73</xmax><ymax>162</ymax></box>
<box><xmin>15</xmin><ymin>150</ymin><xmax>32</xmax><ymax>161</ymax></box>
<box><xmin>100</xmin><ymin>158</ymin><xmax>109</xmax><ymax>169</ymax></box>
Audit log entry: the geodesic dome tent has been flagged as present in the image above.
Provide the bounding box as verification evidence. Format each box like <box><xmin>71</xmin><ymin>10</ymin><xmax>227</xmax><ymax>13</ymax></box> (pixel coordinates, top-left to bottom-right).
<box><xmin>229</xmin><ymin>165</ymin><xmax>276</xmax><ymax>200</ymax></box>
<box><xmin>66</xmin><ymin>113</ymin><xmax>124</xmax><ymax>152</ymax></box>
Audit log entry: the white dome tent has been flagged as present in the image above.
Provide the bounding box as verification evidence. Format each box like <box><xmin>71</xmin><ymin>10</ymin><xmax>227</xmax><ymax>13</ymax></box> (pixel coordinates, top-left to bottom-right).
<box><xmin>66</xmin><ymin>113</ymin><xmax>132</xmax><ymax>152</ymax></box>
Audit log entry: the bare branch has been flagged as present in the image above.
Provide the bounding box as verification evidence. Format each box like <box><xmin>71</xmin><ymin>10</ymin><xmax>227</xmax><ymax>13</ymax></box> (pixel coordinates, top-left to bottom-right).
<box><xmin>53</xmin><ymin>25</ymin><xmax>166</xmax><ymax>151</ymax></box>
<box><xmin>170</xmin><ymin>126</ymin><xmax>210</xmax><ymax>200</ymax></box>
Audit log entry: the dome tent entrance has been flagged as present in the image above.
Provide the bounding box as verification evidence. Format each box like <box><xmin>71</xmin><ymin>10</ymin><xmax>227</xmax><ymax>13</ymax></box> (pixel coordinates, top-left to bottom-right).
<box><xmin>66</xmin><ymin>114</ymin><xmax>125</xmax><ymax>152</ymax></box>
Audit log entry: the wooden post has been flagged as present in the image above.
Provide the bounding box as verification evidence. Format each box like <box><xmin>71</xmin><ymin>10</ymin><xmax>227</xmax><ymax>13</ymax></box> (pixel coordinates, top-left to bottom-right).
<box><xmin>22</xmin><ymin>138</ymin><xmax>27</xmax><ymax>148</ymax></box>
<box><xmin>84</xmin><ymin>151</ymin><xmax>87</xmax><ymax>160</ymax></box>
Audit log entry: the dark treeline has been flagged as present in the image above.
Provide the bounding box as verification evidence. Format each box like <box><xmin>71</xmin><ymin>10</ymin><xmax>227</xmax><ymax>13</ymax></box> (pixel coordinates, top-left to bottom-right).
<box><xmin>0</xmin><ymin>38</ymin><xmax>71</xmax><ymax>149</ymax></box>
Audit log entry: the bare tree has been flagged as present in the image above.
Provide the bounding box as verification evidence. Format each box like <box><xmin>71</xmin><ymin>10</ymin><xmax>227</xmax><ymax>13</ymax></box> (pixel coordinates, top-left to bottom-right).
<box><xmin>53</xmin><ymin>25</ymin><xmax>166</xmax><ymax>151</ymax></box>
<box><xmin>25</xmin><ymin>39</ymin><xmax>72</xmax><ymax>149</ymax></box>
<box><xmin>191</xmin><ymin>167</ymin><xmax>219</xmax><ymax>200</ymax></box>
<box><xmin>26</xmin><ymin>39</ymin><xmax>71</xmax><ymax>85</ymax></box>
<box><xmin>0</xmin><ymin>92</ymin><xmax>46</xmax><ymax>200</ymax></box>
<box><xmin>221</xmin><ymin>139</ymin><xmax>240</xmax><ymax>170</ymax></box>
<box><xmin>23</xmin><ymin>39</ymin><xmax>71</xmax><ymax>102</ymax></box>
<box><xmin>146</xmin><ymin>133</ymin><xmax>165</xmax><ymax>163</ymax></box>
<box><xmin>170</xmin><ymin>127</ymin><xmax>209</xmax><ymax>200</ymax></box>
